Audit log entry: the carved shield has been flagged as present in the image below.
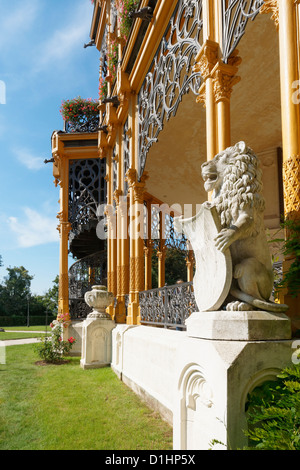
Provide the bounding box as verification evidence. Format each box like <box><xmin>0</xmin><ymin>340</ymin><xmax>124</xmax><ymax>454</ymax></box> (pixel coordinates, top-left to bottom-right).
<box><xmin>176</xmin><ymin>205</ymin><xmax>232</xmax><ymax>312</ymax></box>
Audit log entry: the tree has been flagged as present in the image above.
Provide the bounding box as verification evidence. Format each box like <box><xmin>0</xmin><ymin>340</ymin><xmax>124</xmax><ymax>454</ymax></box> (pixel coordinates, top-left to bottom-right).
<box><xmin>0</xmin><ymin>266</ymin><xmax>33</xmax><ymax>316</ymax></box>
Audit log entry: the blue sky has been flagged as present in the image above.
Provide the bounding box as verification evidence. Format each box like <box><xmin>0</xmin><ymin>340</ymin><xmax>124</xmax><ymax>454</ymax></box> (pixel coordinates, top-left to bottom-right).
<box><xmin>0</xmin><ymin>0</ymin><xmax>99</xmax><ymax>294</ymax></box>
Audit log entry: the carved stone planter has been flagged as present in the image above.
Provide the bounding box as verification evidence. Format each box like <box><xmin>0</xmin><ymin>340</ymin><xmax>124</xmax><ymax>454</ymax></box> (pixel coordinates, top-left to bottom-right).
<box><xmin>84</xmin><ymin>285</ymin><xmax>114</xmax><ymax>319</ymax></box>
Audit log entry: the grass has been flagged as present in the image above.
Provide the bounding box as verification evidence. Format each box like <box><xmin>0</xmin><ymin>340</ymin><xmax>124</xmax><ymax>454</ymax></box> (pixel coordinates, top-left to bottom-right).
<box><xmin>0</xmin><ymin>326</ymin><xmax>48</xmax><ymax>341</ymax></box>
<box><xmin>0</xmin><ymin>343</ymin><xmax>173</xmax><ymax>450</ymax></box>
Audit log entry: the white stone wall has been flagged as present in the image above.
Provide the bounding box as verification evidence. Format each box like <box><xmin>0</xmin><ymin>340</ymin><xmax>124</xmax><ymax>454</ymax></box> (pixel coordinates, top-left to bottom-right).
<box><xmin>111</xmin><ymin>324</ymin><xmax>293</xmax><ymax>450</ymax></box>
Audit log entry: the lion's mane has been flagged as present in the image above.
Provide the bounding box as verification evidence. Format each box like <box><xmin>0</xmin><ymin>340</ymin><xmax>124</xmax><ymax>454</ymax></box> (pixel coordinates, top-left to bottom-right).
<box><xmin>212</xmin><ymin>145</ymin><xmax>265</xmax><ymax>238</ymax></box>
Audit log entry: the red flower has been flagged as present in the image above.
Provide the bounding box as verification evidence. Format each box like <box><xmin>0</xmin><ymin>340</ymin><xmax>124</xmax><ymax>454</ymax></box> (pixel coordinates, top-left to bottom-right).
<box><xmin>68</xmin><ymin>337</ymin><xmax>75</xmax><ymax>344</ymax></box>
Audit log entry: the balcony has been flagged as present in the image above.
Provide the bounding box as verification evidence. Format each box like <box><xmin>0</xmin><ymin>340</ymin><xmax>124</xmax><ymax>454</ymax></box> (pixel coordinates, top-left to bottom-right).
<box><xmin>60</xmin><ymin>97</ymin><xmax>100</xmax><ymax>134</ymax></box>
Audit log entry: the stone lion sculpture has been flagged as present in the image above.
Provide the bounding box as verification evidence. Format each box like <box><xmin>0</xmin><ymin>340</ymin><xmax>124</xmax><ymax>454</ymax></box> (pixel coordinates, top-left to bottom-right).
<box><xmin>201</xmin><ymin>141</ymin><xmax>288</xmax><ymax>313</ymax></box>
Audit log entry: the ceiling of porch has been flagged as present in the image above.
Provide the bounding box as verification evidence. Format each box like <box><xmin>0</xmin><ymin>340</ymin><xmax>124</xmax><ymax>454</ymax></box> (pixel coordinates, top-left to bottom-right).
<box><xmin>143</xmin><ymin>13</ymin><xmax>281</xmax><ymax>217</ymax></box>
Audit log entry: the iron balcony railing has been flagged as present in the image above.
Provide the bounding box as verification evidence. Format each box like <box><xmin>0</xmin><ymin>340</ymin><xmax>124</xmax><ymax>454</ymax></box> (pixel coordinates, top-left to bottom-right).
<box><xmin>139</xmin><ymin>282</ymin><xmax>197</xmax><ymax>330</ymax></box>
<box><xmin>64</xmin><ymin>114</ymin><xmax>100</xmax><ymax>133</ymax></box>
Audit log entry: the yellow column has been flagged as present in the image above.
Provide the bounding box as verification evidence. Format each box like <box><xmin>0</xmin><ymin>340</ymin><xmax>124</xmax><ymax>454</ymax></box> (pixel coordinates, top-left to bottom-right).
<box><xmin>277</xmin><ymin>0</ymin><xmax>300</xmax><ymax>219</ymax></box>
<box><xmin>278</xmin><ymin>0</ymin><xmax>300</xmax><ymax>330</ymax></box>
<box><xmin>212</xmin><ymin>53</ymin><xmax>241</xmax><ymax>153</ymax></box>
<box><xmin>195</xmin><ymin>0</ymin><xmax>219</xmax><ymax>160</ymax></box>
<box><xmin>57</xmin><ymin>156</ymin><xmax>71</xmax><ymax>318</ymax></box>
<box><xmin>126</xmin><ymin>169</ymin><xmax>147</xmax><ymax>324</ymax></box>
<box><xmin>144</xmin><ymin>199</ymin><xmax>153</xmax><ymax>291</ymax></box>
<box><xmin>157</xmin><ymin>246</ymin><xmax>166</xmax><ymax>288</ymax></box>
<box><xmin>105</xmin><ymin>150</ymin><xmax>117</xmax><ymax>318</ymax></box>
<box><xmin>186</xmin><ymin>250</ymin><xmax>194</xmax><ymax>283</ymax></box>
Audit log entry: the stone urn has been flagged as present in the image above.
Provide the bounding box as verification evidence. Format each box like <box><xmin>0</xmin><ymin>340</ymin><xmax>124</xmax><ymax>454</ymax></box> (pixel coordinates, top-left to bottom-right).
<box><xmin>84</xmin><ymin>285</ymin><xmax>114</xmax><ymax>319</ymax></box>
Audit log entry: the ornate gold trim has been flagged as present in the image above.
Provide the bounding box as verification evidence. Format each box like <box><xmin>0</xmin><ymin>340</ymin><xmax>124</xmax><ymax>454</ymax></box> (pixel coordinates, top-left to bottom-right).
<box><xmin>260</xmin><ymin>0</ymin><xmax>279</xmax><ymax>30</ymax></box>
<box><xmin>283</xmin><ymin>155</ymin><xmax>300</xmax><ymax>213</ymax></box>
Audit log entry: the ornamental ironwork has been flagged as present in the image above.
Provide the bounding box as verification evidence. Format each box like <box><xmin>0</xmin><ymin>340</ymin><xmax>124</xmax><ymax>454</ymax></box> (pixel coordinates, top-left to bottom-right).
<box><xmin>221</xmin><ymin>0</ymin><xmax>265</xmax><ymax>63</ymax></box>
<box><xmin>138</xmin><ymin>0</ymin><xmax>203</xmax><ymax>180</ymax></box>
<box><xmin>68</xmin><ymin>158</ymin><xmax>106</xmax><ymax>236</ymax></box>
<box><xmin>64</xmin><ymin>115</ymin><xmax>99</xmax><ymax>133</ymax></box>
<box><xmin>139</xmin><ymin>281</ymin><xmax>197</xmax><ymax>329</ymax></box>
<box><xmin>69</xmin><ymin>250</ymin><xmax>107</xmax><ymax>319</ymax></box>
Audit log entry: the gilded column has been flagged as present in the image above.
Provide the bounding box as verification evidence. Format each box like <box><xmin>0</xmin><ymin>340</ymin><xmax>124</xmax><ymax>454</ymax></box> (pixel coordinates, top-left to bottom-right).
<box><xmin>157</xmin><ymin>245</ymin><xmax>166</xmax><ymax>288</ymax></box>
<box><xmin>194</xmin><ymin>40</ymin><xmax>219</xmax><ymax>161</ymax></box>
<box><xmin>126</xmin><ymin>168</ymin><xmax>147</xmax><ymax>325</ymax></box>
<box><xmin>194</xmin><ymin>0</ymin><xmax>219</xmax><ymax>161</ymax></box>
<box><xmin>211</xmin><ymin>52</ymin><xmax>241</xmax><ymax>153</ymax></box>
<box><xmin>262</xmin><ymin>0</ymin><xmax>300</xmax><ymax>329</ymax></box>
<box><xmin>57</xmin><ymin>156</ymin><xmax>71</xmax><ymax>318</ymax></box>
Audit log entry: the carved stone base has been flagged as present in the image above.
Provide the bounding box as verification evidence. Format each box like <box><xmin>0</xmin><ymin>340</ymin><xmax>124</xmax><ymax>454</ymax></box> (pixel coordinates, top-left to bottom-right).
<box><xmin>80</xmin><ymin>317</ymin><xmax>116</xmax><ymax>369</ymax></box>
<box><xmin>186</xmin><ymin>310</ymin><xmax>292</xmax><ymax>341</ymax></box>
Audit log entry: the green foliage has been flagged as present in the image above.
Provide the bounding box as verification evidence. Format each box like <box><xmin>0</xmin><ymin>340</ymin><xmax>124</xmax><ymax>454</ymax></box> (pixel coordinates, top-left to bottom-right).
<box><xmin>151</xmin><ymin>248</ymin><xmax>187</xmax><ymax>287</ymax></box>
<box><xmin>272</xmin><ymin>218</ymin><xmax>300</xmax><ymax>298</ymax></box>
<box><xmin>0</xmin><ymin>266</ymin><xmax>33</xmax><ymax>317</ymax></box>
<box><xmin>116</xmin><ymin>0</ymin><xmax>140</xmax><ymax>40</ymax></box>
<box><xmin>0</xmin><ymin>268</ymin><xmax>58</xmax><ymax>320</ymax></box>
<box><xmin>245</xmin><ymin>363</ymin><xmax>300</xmax><ymax>450</ymax></box>
<box><xmin>35</xmin><ymin>322</ymin><xmax>75</xmax><ymax>363</ymax></box>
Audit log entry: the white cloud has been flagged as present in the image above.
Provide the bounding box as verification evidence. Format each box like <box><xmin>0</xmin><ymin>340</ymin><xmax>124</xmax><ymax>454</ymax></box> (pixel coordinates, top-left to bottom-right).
<box><xmin>8</xmin><ymin>207</ymin><xmax>59</xmax><ymax>248</ymax></box>
<box><xmin>0</xmin><ymin>0</ymin><xmax>40</xmax><ymax>50</ymax></box>
<box><xmin>12</xmin><ymin>147</ymin><xmax>44</xmax><ymax>171</ymax></box>
<box><xmin>32</xmin><ymin>3</ymin><xmax>92</xmax><ymax>74</ymax></box>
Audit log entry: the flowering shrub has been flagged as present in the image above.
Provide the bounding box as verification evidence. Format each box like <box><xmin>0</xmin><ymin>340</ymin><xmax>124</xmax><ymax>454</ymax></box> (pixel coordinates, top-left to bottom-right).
<box><xmin>116</xmin><ymin>0</ymin><xmax>140</xmax><ymax>41</ymax></box>
<box><xmin>35</xmin><ymin>321</ymin><xmax>76</xmax><ymax>363</ymax></box>
<box><xmin>60</xmin><ymin>96</ymin><xmax>99</xmax><ymax>123</ymax></box>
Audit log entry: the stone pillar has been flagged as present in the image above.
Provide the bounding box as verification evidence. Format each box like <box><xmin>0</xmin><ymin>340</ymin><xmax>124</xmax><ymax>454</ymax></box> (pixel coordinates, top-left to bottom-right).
<box><xmin>80</xmin><ymin>286</ymin><xmax>115</xmax><ymax>370</ymax></box>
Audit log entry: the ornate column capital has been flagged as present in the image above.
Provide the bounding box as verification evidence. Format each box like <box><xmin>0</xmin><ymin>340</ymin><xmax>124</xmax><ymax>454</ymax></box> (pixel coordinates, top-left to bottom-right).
<box><xmin>211</xmin><ymin>52</ymin><xmax>242</xmax><ymax>103</ymax></box>
<box><xmin>194</xmin><ymin>40</ymin><xmax>219</xmax><ymax>80</ymax></box>
<box><xmin>260</xmin><ymin>0</ymin><xmax>279</xmax><ymax>30</ymax></box>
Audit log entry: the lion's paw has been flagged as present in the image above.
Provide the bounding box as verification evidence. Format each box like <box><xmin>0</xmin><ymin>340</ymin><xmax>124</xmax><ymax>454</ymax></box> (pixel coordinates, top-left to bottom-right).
<box><xmin>226</xmin><ymin>301</ymin><xmax>252</xmax><ymax>311</ymax></box>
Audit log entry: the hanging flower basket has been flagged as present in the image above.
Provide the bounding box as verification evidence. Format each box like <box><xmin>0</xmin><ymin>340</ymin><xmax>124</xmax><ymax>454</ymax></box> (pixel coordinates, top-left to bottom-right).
<box><xmin>60</xmin><ymin>96</ymin><xmax>99</xmax><ymax>133</ymax></box>
<box><xmin>99</xmin><ymin>75</ymin><xmax>108</xmax><ymax>103</ymax></box>
<box><xmin>116</xmin><ymin>0</ymin><xmax>140</xmax><ymax>41</ymax></box>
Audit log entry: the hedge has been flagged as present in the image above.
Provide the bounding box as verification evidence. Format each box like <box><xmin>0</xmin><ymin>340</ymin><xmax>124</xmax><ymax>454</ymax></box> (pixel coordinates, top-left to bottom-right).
<box><xmin>0</xmin><ymin>316</ymin><xmax>57</xmax><ymax>327</ymax></box>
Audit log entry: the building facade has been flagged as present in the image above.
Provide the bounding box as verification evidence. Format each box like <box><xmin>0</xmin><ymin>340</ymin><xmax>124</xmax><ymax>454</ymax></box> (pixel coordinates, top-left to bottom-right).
<box><xmin>52</xmin><ymin>0</ymin><xmax>300</xmax><ymax>332</ymax></box>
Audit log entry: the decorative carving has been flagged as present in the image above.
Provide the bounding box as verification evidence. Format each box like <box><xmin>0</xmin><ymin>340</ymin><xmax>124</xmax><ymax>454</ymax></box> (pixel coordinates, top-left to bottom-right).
<box><xmin>212</xmin><ymin>54</ymin><xmax>242</xmax><ymax>102</ymax></box>
<box><xmin>138</xmin><ymin>0</ymin><xmax>203</xmax><ymax>180</ymax></box>
<box><xmin>177</xmin><ymin>142</ymin><xmax>289</xmax><ymax>313</ymax></box>
<box><xmin>194</xmin><ymin>40</ymin><xmax>219</xmax><ymax>81</ymax></box>
<box><xmin>260</xmin><ymin>0</ymin><xmax>279</xmax><ymax>29</ymax></box>
<box><xmin>283</xmin><ymin>155</ymin><xmax>300</xmax><ymax>213</ymax></box>
<box><xmin>134</xmin><ymin>256</ymin><xmax>145</xmax><ymax>292</ymax></box>
<box><xmin>123</xmin><ymin>118</ymin><xmax>130</xmax><ymax>196</ymax></box>
<box><xmin>84</xmin><ymin>285</ymin><xmax>114</xmax><ymax>319</ymax></box>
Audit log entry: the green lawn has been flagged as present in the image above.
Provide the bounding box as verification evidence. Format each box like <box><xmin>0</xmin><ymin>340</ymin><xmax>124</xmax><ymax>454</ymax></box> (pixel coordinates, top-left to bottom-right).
<box><xmin>0</xmin><ymin>326</ymin><xmax>48</xmax><ymax>341</ymax></box>
<box><xmin>0</xmin><ymin>344</ymin><xmax>173</xmax><ymax>450</ymax></box>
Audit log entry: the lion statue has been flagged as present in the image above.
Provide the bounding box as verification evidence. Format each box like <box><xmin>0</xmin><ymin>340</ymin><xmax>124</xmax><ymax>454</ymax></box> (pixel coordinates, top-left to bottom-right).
<box><xmin>201</xmin><ymin>141</ymin><xmax>288</xmax><ymax>313</ymax></box>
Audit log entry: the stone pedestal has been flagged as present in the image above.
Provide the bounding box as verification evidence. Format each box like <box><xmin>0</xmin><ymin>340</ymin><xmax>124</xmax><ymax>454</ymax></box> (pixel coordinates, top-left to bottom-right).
<box><xmin>80</xmin><ymin>286</ymin><xmax>115</xmax><ymax>370</ymax></box>
<box><xmin>186</xmin><ymin>310</ymin><xmax>292</xmax><ymax>341</ymax></box>
<box><xmin>80</xmin><ymin>317</ymin><xmax>115</xmax><ymax>369</ymax></box>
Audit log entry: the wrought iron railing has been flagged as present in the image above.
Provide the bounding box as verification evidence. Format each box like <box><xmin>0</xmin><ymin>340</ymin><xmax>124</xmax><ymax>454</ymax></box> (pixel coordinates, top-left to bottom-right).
<box><xmin>139</xmin><ymin>282</ymin><xmax>197</xmax><ymax>330</ymax></box>
<box><xmin>64</xmin><ymin>114</ymin><xmax>100</xmax><ymax>133</ymax></box>
<box><xmin>69</xmin><ymin>250</ymin><xmax>107</xmax><ymax>319</ymax></box>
